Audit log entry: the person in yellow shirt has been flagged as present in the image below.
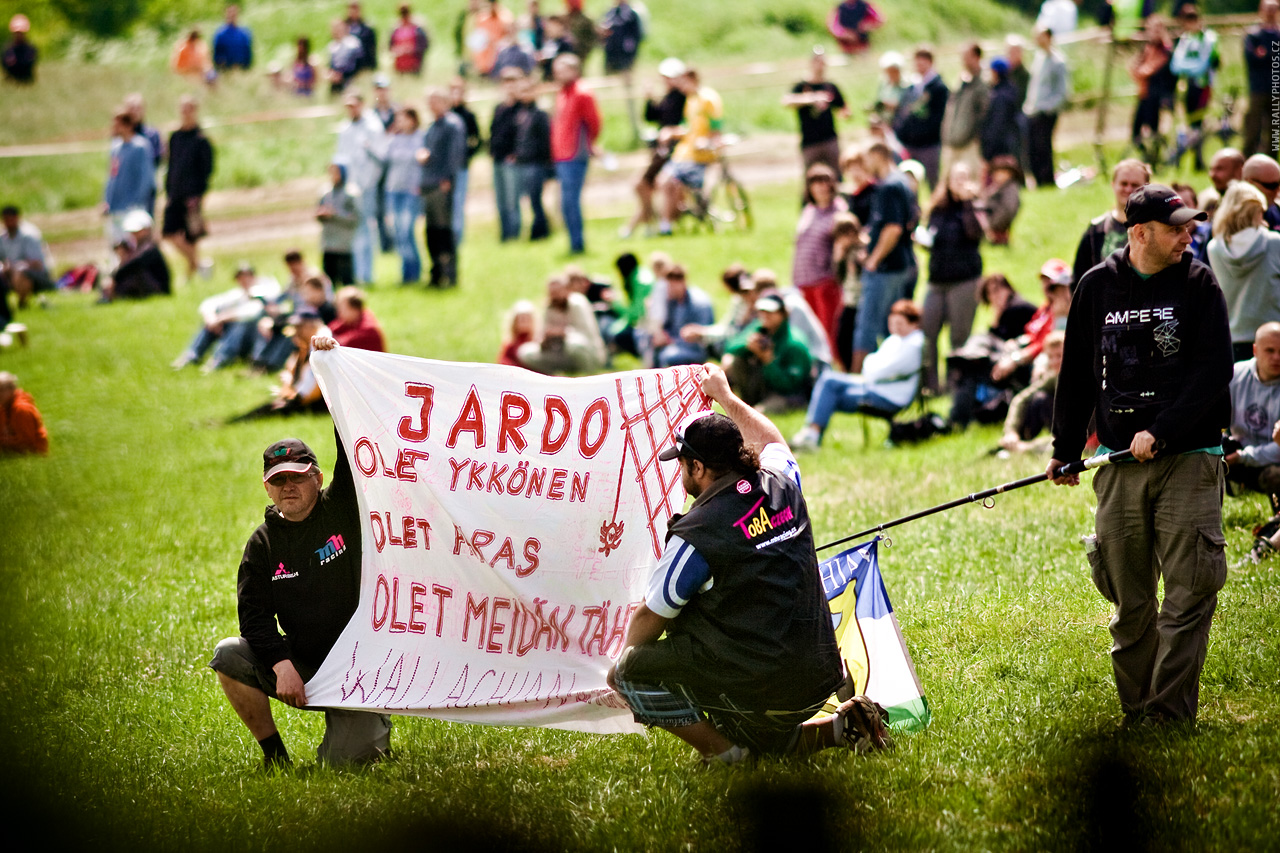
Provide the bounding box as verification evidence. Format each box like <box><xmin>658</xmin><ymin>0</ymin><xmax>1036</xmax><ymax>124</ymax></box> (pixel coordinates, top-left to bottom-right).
<box><xmin>657</xmin><ymin>68</ymin><xmax>723</xmax><ymax>235</ymax></box>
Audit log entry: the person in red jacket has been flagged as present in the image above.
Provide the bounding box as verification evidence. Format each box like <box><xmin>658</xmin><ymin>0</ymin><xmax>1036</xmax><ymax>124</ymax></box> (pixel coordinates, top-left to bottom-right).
<box><xmin>328</xmin><ymin>286</ymin><xmax>385</xmax><ymax>352</ymax></box>
<box><xmin>550</xmin><ymin>53</ymin><xmax>601</xmax><ymax>254</ymax></box>
<box><xmin>0</xmin><ymin>371</ymin><xmax>48</xmax><ymax>455</ymax></box>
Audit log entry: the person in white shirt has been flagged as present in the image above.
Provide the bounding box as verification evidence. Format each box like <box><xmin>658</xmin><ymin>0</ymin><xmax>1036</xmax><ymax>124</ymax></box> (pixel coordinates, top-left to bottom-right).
<box><xmin>791</xmin><ymin>299</ymin><xmax>923</xmax><ymax>448</ymax></box>
<box><xmin>334</xmin><ymin>91</ymin><xmax>387</xmax><ymax>286</ymax></box>
<box><xmin>171</xmin><ymin>261</ymin><xmax>281</xmax><ymax>372</ymax></box>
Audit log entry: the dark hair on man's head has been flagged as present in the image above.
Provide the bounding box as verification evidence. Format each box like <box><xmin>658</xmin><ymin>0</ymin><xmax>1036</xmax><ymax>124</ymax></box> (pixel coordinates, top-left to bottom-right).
<box><xmin>284</xmin><ymin>249</ymin><xmax>303</xmax><ymax>264</ymax></box>
<box><xmin>615</xmin><ymin>251</ymin><xmax>639</xmax><ymax>277</ymax></box>
<box><xmin>914</xmin><ymin>45</ymin><xmax>934</xmax><ymax>62</ymax></box>
<box><xmin>1</xmin><ymin>205</ymin><xmax>18</xmax><ymax>218</ymax></box>
<box><xmin>968</xmin><ymin>42</ymin><xmax>982</xmax><ymax>59</ymax></box>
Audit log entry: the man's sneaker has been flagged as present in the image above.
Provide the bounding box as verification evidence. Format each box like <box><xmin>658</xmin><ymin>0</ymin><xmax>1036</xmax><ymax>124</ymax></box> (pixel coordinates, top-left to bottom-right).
<box><xmin>835</xmin><ymin>696</ymin><xmax>893</xmax><ymax>754</ymax></box>
<box><xmin>789</xmin><ymin>426</ymin><xmax>821</xmax><ymax>452</ymax></box>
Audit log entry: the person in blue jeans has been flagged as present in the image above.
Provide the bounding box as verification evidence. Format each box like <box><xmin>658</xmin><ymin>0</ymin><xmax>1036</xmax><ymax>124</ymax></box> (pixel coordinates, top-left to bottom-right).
<box><xmin>550</xmin><ymin>54</ymin><xmax>601</xmax><ymax>254</ymax></box>
<box><xmin>379</xmin><ymin>108</ymin><xmax>426</xmax><ymax>283</ymax></box>
<box><xmin>791</xmin><ymin>300</ymin><xmax>923</xmax><ymax>449</ymax></box>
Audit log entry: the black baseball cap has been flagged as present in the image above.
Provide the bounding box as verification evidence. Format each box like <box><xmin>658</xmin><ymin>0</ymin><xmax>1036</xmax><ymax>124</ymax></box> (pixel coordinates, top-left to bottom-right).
<box><xmin>1124</xmin><ymin>183</ymin><xmax>1207</xmax><ymax>227</ymax></box>
<box><xmin>263</xmin><ymin>438</ymin><xmax>318</xmax><ymax>482</ymax></box>
<box><xmin>658</xmin><ymin>411</ymin><xmax>744</xmax><ymax>468</ymax></box>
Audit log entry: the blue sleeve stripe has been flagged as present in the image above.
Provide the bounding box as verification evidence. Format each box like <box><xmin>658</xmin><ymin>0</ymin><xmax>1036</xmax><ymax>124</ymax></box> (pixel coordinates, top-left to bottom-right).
<box><xmin>667</xmin><ymin>542</ymin><xmax>710</xmax><ymax>608</ymax></box>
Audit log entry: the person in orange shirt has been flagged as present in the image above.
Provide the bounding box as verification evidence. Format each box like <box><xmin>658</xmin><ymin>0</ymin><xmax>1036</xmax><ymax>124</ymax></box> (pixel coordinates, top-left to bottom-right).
<box><xmin>171</xmin><ymin>29</ymin><xmax>213</xmax><ymax>81</ymax></box>
<box><xmin>469</xmin><ymin>0</ymin><xmax>514</xmax><ymax>77</ymax></box>
<box><xmin>0</xmin><ymin>372</ymin><xmax>48</xmax><ymax>455</ymax></box>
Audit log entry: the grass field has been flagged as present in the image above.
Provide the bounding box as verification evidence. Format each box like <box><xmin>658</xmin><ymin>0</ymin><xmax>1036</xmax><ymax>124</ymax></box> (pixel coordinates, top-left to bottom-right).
<box><xmin>5</xmin><ymin>156</ymin><xmax>1280</xmax><ymax>849</ymax></box>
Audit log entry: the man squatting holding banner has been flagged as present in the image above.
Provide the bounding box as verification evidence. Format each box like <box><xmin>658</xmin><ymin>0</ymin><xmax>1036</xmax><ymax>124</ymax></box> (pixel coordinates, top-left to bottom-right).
<box><xmin>1049</xmin><ymin>184</ymin><xmax>1232</xmax><ymax>726</ymax></box>
<box><xmin>607</xmin><ymin>364</ymin><xmax>891</xmax><ymax>763</ymax></box>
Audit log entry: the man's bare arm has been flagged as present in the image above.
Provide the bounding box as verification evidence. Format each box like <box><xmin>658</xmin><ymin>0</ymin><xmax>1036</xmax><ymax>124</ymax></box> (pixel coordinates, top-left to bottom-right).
<box><xmin>700</xmin><ymin>363</ymin><xmax>785</xmax><ymax>452</ymax></box>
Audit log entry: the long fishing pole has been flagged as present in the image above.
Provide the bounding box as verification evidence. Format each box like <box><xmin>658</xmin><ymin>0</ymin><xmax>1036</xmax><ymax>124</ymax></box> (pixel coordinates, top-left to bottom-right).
<box><xmin>816</xmin><ymin>449</ymin><xmax>1136</xmax><ymax>553</ymax></box>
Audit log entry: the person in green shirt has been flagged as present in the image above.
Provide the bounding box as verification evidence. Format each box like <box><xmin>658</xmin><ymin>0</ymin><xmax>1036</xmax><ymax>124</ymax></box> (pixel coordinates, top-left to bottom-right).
<box><xmin>722</xmin><ymin>294</ymin><xmax>814</xmax><ymax>413</ymax></box>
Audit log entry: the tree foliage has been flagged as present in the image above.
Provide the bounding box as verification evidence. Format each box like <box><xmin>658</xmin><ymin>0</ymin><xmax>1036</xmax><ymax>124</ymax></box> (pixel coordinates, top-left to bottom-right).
<box><xmin>50</xmin><ymin>0</ymin><xmax>148</xmax><ymax>38</ymax></box>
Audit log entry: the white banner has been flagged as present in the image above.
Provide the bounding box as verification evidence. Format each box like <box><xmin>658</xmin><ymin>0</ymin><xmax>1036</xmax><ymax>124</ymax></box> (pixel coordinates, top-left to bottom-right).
<box><xmin>307</xmin><ymin>348</ymin><xmax>710</xmax><ymax>733</ymax></box>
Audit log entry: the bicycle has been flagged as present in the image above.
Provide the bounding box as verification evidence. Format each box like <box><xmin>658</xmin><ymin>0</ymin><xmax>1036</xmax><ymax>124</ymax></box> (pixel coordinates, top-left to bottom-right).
<box><xmin>681</xmin><ymin>134</ymin><xmax>753</xmax><ymax>233</ymax></box>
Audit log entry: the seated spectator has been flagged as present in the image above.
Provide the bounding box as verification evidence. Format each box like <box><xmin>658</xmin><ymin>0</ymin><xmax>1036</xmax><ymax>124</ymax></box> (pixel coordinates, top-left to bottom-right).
<box><xmin>949</xmin><ymin>261</ymin><xmax>1071</xmax><ymax>427</ymax></box>
<box><xmin>828</xmin><ymin>0</ymin><xmax>882</xmax><ymax>55</ymax></box>
<box><xmin>977</xmin><ymin>155</ymin><xmax>1022</xmax><ymax>245</ymax></box>
<box><xmin>998</xmin><ymin>329</ymin><xmax>1064</xmax><ymax>453</ymax></box>
<box><xmin>0</xmin><ymin>371</ymin><xmax>48</xmax><ymax>455</ymax></box>
<box><xmin>723</xmin><ymin>293</ymin><xmax>815</xmax><ymax>413</ymax></box>
<box><xmin>516</xmin><ymin>274</ymin><xmax>606</xmax><ymax>375</ymax></box>
<box><xmin>499</xmin><ymin>299</ymin><xmax>538</xmax><ymax>366</ymax></box>
<box><xmin>327</xmin><ymin>19</ymin><xmax>364</xmax><ymax>96</ymax></box>
<box><xmin>229</xmin><ymin>310</ymin><xmax>330</xmax><ymax>422</ymax></box>
<box><xmin>291</xmin><ymin>37</ymin><xmax>316</xmax><ymax>96</ymax></box>
<box><xmin>751</xmin><ymin>267</ymin><xmax>835</xmax><ymax>371</ymax></box>
<box><xmin>1190</xmin><ymin>186</ymin><xmax>1221</xmax><ymax>263</ymax></box>
<box><xmin>790</xmin><ymin>298</ymin><xmax>922</xmax><ymax>449</ymax></box>
<box><xmin>2</xmin><ymin>14</ymin><xmax>37</xmax><ymax>84</ymax></box>
<box><xmin>101</xmin><ymin>210</ymin><xmax>171</xmax><ymax>301</ymax></box>
<box><xmin>317</xmin><ymin>163</ymin><xmax>359</xmax><ymax>286</ymax></box>
<box><xmin>604</xmin><ymin>252</ymin><xmax>654</xmax><ymax>360</ymax></box>
<box><xmin>329</xmin><ymin>286</ymin><xmax>385</xmax><ymax>351</ymax></box>
<box><xmin>251</xmin><ymin>251</ymin><xmax>325</xmax><ymax>372</ymax></box>
<box><xmin>1226</xmin><ymin>322</ymin><xmax>1280</xmax><ymax>510</ymax></box>
<box><xmin>565</xmin><ymin>264</ymin><xmax>619</xmax><ymax>341</ymax></box>
<box><xmin>172</xmin><ymin>261</ymin><xmax>281</xmax><ymax>372</ymax></box>
<box><xmin>648</xmin><ymin>264</ymin><xmax>716</xmax><ymax>368</ymax></box>
<box><xmin>679</xmin><ymin>262</ymin><xmax>756</xmax><ymax>359</ymax></box>
<box><xmin>1208</xmin><ymin>181</ymin><xmax>1280</xmax><ymax>361</ymax></box>
<box><xmin>0</xmin><ymin>205</ymin><xmax>54</xmax><ymax>314</ymax></box>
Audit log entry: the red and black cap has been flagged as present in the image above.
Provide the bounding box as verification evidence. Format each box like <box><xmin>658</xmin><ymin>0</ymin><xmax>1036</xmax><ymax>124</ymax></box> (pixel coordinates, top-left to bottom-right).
<box><xmin>263</xmin><ymin>438</ymin><xmax>319</xmax><ymax>482</ymax></box>
<box><xmin>1124</xmin><ymin>183</ymin><xmax>1208</xmax><ymax>227</ymax></box>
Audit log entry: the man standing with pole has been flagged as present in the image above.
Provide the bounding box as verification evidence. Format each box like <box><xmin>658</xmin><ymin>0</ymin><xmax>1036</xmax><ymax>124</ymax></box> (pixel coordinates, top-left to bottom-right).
<box><xmin>1048</xmin><ymin>184</ymin><xmax>1232</xmax><ymax>726</ymax></box>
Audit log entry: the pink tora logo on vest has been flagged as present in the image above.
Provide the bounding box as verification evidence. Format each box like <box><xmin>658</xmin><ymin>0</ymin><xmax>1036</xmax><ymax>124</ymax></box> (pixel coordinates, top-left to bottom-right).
<box><xmin>733</xmin><ymin>495</ymin><xmax>795</xmax><ymax>539</ymax></box>
<box><xmin>736</xmin><ymin>479</ymin><xmax>751</xmax><ymax>494</ymax></box>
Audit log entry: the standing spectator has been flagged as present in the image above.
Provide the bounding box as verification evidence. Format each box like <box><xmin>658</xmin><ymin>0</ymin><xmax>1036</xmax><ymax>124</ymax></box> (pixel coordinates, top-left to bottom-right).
<box><xmin>518</xmin><ymin>0</ymin><xmax>545</xmax><ymax>52</ymax></box>
<box><xmin>621</xmin><ymin>58</ymin><xmax>687</xmax><ymax>238</ymax></box>
<box><xmin>212</xmin><ymin>5</ymin><xmax>253</xmax><ymax>71</ymax></box>
<box><xmin>1242</xmin><ymin>0</ymin><xmax>1280</xmax><ymax>159</ymax></box>
<box><xmin>853</xmin><ymin>142</ymin><xmax>916</xmax><ymax>372</ymax></box>
<box><xmin>1048</xmin><ymin>183</ymin><xmax>1230</xmax><ymax>728</ymax></box>
<box><xmin>1023</xmin><ymin>25</ymin><xmax>1069</xmax><ymax>190</ymax></box>
<box><xmin>783</xmin><ymin>47</ymin><xmax>850</xmax><ymax>181</ymax></box>
<box><xmin>170</xmin><ymin>30</ymin><xmax>213</xmax><ymax>82</ymax></box>
<box><xmin>657</xmin><ymin>67</ymin><xmax>722</xmax><ymax>235</ymax></box>
<box><xmin>492</xmin><ymin>34</ymin><xmax>536</xmax><ymax>78</ymax></box>
<box><xmin>516</xmin><ymin>274</ymin><xmax>605</xmax><ymax>374</ymax></box>
<box><xmin>791</xmin><ymin>299</ymin><xmax>924</xmax><ymax>449</ymax></box>
<box><xmin>371</xmin><ymin>76</ymin><xmax>397</xmax><ymax>128</ymax></box>
<box><xmin>380</xmin><ymin>108</ymin><xmax>426</xmax><ymax>284</ymax></box>
<box><xmin>417</xmin><ymin>89</ymin><xmax>466</xmax><ymax>287</ymax></box>
<box><xmin>1036</xmin><ymin>0</ymin><xmax>1078</xmax><ymax>35</ymax></box>
<box><xmin>102</xmin><ymin>110</ymin><xmax>155</xmax><ymax>248</ymax></box>
<box><xmin>893</xmin><ymin>46</ymin><xmax>949</xmax><ymax>190</ymax></box>
<box><xmin>0</xmin><ymin>372</ymin><xmax>47</xmax><ymax>456</ymax></box>
<box><xmin>977</xmin><ymin>155</ymin><xmax>1023</xmax><ymax>245</ymax></box>
<box><xmin>469</xmin><ymin>0</ymin><xmax>515</xmax><ymax>78</ymax></box>
<box><xmin>2</xmin><ymin>13</ymin><xmax>36</xmax><ymax>83</ymax></box>
<box><xmin>0</xmin><ymin>206</ymin><xmax>53</xmax><ymax>312</ymax></box>
<box><xmin>792</xmin><ymin>163</ymin><xmax>847</xmax><ymax>357</ymax></box>
<box><xmin>291</xmin><ymin>37</ymin><xmax>316</xmax><ymax>96</ymax></box>
<box><xmin>513</xmin><ymin>74</ymin><xmax>553</xmax><ymax>241</ymax></box>
<box><xmin>551</xmin><ymin>53</ymin><xmax>601</xmax><ymax>255</ymax></box>
<box><xmin>371</xmin><ymin>77</ymin><xmax>397</xmax><ymax>253</ymax></box>
<box><xmin>828</xmin><ymin>0</ymin><xmax>882</xmax><ymax>54</ymax></box>
<box><xmin>450</xmin><ymin>77</ymin><xmax>482</xmax><ymax>247</ymax></box>
<box><xmin>981</xmin><ymin>58</ymin><xmax>1022</xmax><ymax>169</ymax></box>
<box><xmin>491</xmin><ymin>69</ymin><xmax>525</xmax><ymax>241</ymax></box>
<box><xmin>942</xmin><ymin>42</ymin><xmax>990</xmax><ymax>177</ymax></box>
<box><xmin>1243</xmin><ymin>154</ymin><xmax>1280</xmax><ymax>231</ymax></box>
<box><xmin>334</xmin><ymin>91</ymin><xmax>386</xmax><ymax>286</ymax></box>
<box><xmin>871</xmin><ymin>51</ymin><xmax>911</xmax><ymax>126</ymax></box>
<box><xmin>537</xmin><ymin>14</ymin><xmax>576</xmax><ymax>81</ymax></box>
<box><xmin>346</xmin><ymin>2</ymin><xmax>378</xmax><ymax>73</ymax></box>
<box><xmin>1073</xmin><ymin>158</ymin><xmax>1150</xmax><ymax>285</ymax></box>
<box><xmin>649</xmin><ymin>265</ymin><xmax>715</xmax><ymax>368</ymax></box>
<box><xmin>1130</xmin><ymin>15</ymin><xmax>1175</xmax><ymax>154</ymax></box>
<box><xmin>1207</xmin><ymin>181</ymin><xmax>1280</xmax><ymax>360</ymax></box>
<box><xmin>1005</xmin><ymin>35</ymin><xmax>1030</xmax><ymax>107</ymax></box>
<box><xmin>919</xmin><ymin>163</ymin><xmax>983</xmax><ymax>394</ymax></box>
<box><xmin>329</xmin><ymin>286</ymin><xmax>385</xmax><ymax>351</ymax></box>
<box><xmin>327</xmin><ymin>19</ymin><xmax>364</xmax><ymax>96</ymax></box>
<box><xmin>599</xmin><ymin>0</ymin><xmax>644</xmax><ymax>138</ymax></box>
<box><xmin>723</xmin><ymin>294</ymin><xmax>816</xmax><ymax>413</ymax></box>
<box><xmin>317</xmin><ymin>162</ymin><xmax>359</xmax><ymax>286</ymax></box>
<box><xmin>562</xmin><ymin>0</ymin><xmax>597</xmax><ymax>68</ymax></box>
<box><xmin>1170</xmin><ymin>3</ymin><xmax>1219</xmax><ymax>171</ymax></box>
<box><xmin>390</xmin><ymin>4</ymin><xmax>430</xmax><ymax>76</ymax></box>
<box><xmin>125</xmin><ymin>93</ymin><xmax>164</xmax><ymax>173</ymax></box>
<box><xmin>163</xmin><ymin>96</ymin><xmax>215</xmax><ymax>282</ymax></box>
<box><xmin>1206</xmin><ymin>147</ymin><xmax>1245</xmax><ymax>195</ymax></box>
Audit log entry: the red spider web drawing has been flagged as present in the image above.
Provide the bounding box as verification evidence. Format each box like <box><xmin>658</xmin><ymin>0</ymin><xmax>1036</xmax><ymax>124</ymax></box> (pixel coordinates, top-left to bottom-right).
<box><xmin>600</xmin><ymin>366</ymin><xmax>710</xmax><ymax>559</ymax></box>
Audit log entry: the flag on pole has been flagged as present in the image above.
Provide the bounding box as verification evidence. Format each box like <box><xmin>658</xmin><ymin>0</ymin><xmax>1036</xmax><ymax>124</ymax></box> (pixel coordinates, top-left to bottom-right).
<box><xmin>819</xmin><ymin>538</ymin><xmax>930</xmax><ymax>730</ymax></box>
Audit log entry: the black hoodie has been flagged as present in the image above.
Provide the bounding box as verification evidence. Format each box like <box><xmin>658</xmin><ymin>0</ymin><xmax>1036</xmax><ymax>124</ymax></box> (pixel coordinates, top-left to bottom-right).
<box><xmin>1051</xmin><ymin>247</ymin><xmax>1232</xmax><ymax>461</ymax></box>
<box><xmin>237</xmin><ymin>434</ymin><xmax>362</xmax><ymax>672</ymax></box>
